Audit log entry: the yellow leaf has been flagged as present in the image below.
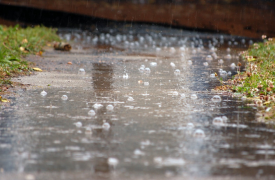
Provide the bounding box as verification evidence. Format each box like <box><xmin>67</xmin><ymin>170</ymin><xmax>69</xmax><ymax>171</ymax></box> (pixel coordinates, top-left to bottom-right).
<box><xmin>264</xmin><ymin>101</ymin><xmax>271</xmax><ymax>105</ymax></box>
<box><xmin>247</xmin><ymin>57</ymin><xmax>256</xmax><ymax>62</ymax></box>
<box><xmin>33</xmin><ymin>67</ymin><xmax>43</xmax><ymax>72</ymax></box>
<box><xmin>1</xmin><ymin>99</ymin><xmax>9</xmax><ymax>103</ymax></box>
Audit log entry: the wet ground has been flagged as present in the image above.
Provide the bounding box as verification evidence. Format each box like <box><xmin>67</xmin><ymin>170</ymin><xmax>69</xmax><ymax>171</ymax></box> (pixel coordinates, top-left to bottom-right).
<box><xmin>1</xmin><ymin>25</ymin><xmax>275</xmax><ymax>180</ymax></box>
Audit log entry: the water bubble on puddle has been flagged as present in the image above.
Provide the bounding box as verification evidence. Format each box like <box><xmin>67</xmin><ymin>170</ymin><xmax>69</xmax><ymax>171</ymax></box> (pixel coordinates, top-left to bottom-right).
<box><xmin>211</xmin><ymin>95</ymin><xmax>222</xmax><ymax>102</ymax></box>
<box><xmin>190</xmin><ymin>94</ymin><xmax>198</xmax><ymax>100</ymax></box>
<box><xmin>218</xmin><ymin>59</ymin><xmax>224</xmax><ymax>64</ymax></box>
<box><xmin>106</xmin><ymin>104</ymin><xmax>114</xmax><ymax>111</ymax></box>
<box><xmin>102</xmin><ymin>122</ymin><xmax>111</xmax><ymax>130</ymax></box>
<box><xmin>85</xmin><ymin>127</ymin><xmax>92</xmax><ymax>135</ymax></box>
<box><xmin>220</xmin><ymin>70</ymin><xmax>227</xmax><ymax>76</ymax></box>
<box><xmin>174</xmin><ymin>69</ymin><xmax>180</xmax><ymax>75</ymax></box>
<box><xmin>156</xmin><ymin>47</ymin><xmax>161</xmax><ymax>52</ymax></box>
<box><xmin>144</xmin><ymin>82</ymin><xmax>149</xmax><ymax>86</ymax></box>
<box><xmin>139</xmin><ymin>67</ymin><xmax>145</xmax><ymax>73</ymax></box>
<box><xmin>222</xmin><ymin>116</ymin><xmax>228</xmax><ymax>122</ymax></box>
<box><xmin>193</xmin><ymin>129</ymin><xmax>205</xmax><ymax>138</ymax></box>
<box><xmin>61</xmin><ymin>95</ymin><xmax>68</xmax><ymax>100</ymax></box>
<box><xmin>170</xmin><ymin>62</ymin><xmax>176</xmax><ymax>68</ymax></box>
<box><xmin>180</xmin><ymin>47</ymin><xmax>185</xmax><ymax>51</ymax></box>
<box><xmin>88</xmin><ymin>110</ymin><xmax>96</xmax><ymax>116</ymax></box>
<box><xmin>187</xmin><ymin>60</ymin><xmax>193</xmax><ymax>65</ymax></box>
<box><xmin>40</xmin><ymin>90</ymin><xmax>47</xmax><ymax>96</ymax></box>
<box><xmin>225</xmin><ymin>54</ymin><xmax>232</xmax><ymax>60</ymax></box>
<box><xmin>187</xmin><ymin>123</ymin><xmax>194</xmax><ymax>129</ymax></box>
<box><xmin>203</xmin><ymin>62</ymin><xmax>209</xmax><ymax>67</ymax></box>
<box><xmin>145</xmin><ymin>67</ymin><xmax>151</xmax><ymax>74</ymax></box>
<box><xmin>226</xmin><ymin>48</ymin><xmax>231</xmax><ymax>52</ymax></box>
<box><xmin>230</xmin><ymin>63</ymin><xmax>236</xmax><ymax>68</ymax></box>
<box><xmin>170</xmin><ymin>47</ymin><xmax>176</xmax><ymax>53</ymax></box>
<box><xmin>171</xmin><ymin>91</ymin><xmax>179</xmax><ymax>96</ymax></box>
<box><xmin>162</xmin><ymin>158</ymin><xmax>185</xmax><ymax>167</ymax></box>
<box><xmin>74</xmin><ymin>122</ymin><xmax>82</xmax><ymax>128</ymax></box>
<box><xmin>134</xmin><ymin>149</ymin><xmax>145</xmax><ymax>156</ymax></box>
<box><xmin>93</xmin><ymin>103</ymin><xmax>103</xmax><ymax>109</ymax></box>
<box><xmin>210</xmin><ymin>73</ymin><xmax>215</xmax><ymax>78</ymax></box>
<box><xmin>140</xmin><ymin>140</ymin><xmax>151</xmax><ymax>146</ymax></box>
<box><xmin>212</xmin><ymin>52</ymin><xmax>218</xmax><ymax>59</ymax></box>
<box><xmin>123</xmin><ymin>73</ymin><xmax>129</xmax><ymax>79</ymax></box>
<box><xmin>206</xmin><ymin>55</ymin><xmax>213</xmax><ymax>61</ymax></box>
<box><xmin>212</xmin><ymin>117</ymin><xmax>225</xmax><ymax>126</ymax></box>
<box><xmin>180</xmin><ymin>93</ymin><xmax>186</xmax><ymax>98</ymax></box>
<box><xmin>127</xmin><ymin>97</ymin><xmax>134</xmax><ymax>101</ymax></box>
<box><xmin>108</xmin><ymin>157</ymin><xmax>119</xmax><ymax>167</ymax></box>
<box><xmin>78</xmin><ymin>68</ymin><xmax>85</xmax><ymax>75</ymax></box>
<box><xmin>150</xmin><ymin>62</ymin><xmax>157</xmax><ymax>67</ymax></box>
<box><xmin>25</xmin><ymin>174</ymin><xmax>35</xmax><ymax>180</ymax></box>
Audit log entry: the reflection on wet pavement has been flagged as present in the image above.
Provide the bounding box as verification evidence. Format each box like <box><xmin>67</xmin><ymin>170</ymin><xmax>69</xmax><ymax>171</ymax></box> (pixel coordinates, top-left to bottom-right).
<box><xmin>1</xmin><ymin>25</ymin><xmax>274</xmax><ymax>179</ymax></box>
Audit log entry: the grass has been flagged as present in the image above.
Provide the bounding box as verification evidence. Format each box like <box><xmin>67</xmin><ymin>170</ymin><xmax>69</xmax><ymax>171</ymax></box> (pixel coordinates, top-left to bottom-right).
<box><xmin>0</xmin><ymin>25</ymin><xmax>61</xmax><ymax>92</ymax></box>
<box><xmin>216</xmin><ymin>36</ymin><xmax>275</xmax><ymax>120</ymax></box>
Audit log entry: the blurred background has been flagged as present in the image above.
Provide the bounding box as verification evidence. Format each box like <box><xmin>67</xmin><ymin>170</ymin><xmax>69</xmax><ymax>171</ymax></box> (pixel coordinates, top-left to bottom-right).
<box><xmin>0</xmin><ymin>0</ymin><xmax>274</xmax><ymax>38</ymax></box>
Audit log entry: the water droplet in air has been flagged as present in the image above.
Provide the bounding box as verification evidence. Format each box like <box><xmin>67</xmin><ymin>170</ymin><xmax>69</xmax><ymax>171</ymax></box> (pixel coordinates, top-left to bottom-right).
<box><xmin>88</xmin><ymin>110</ymin><xmax>96</xmax><ymax>116</ymax></box>
<box><xmin>211</xmin><ymin>95</ymin><xmax>222</xmax><ymax>102</ymax></box>
<box><xmin>61</xmin><ymin>95</ymin><xmax>68</xmax><ymax>100</ymax></box>
<box><xmin>106</xmin><ymin>104</ymin><xmax>114</xmax><ymax>111</ymax></box>
<box><xmin>40</xmin><ymin>90</ymin><xmax>47</xmax><ymax>96</ymax></box>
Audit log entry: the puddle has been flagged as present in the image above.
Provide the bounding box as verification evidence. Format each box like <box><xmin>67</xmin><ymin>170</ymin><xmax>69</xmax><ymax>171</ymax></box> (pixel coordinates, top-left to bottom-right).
<box><xmin>2</xmin><ymin>25</ymin><xmax>274</xmax><ymax>179</ymax></box>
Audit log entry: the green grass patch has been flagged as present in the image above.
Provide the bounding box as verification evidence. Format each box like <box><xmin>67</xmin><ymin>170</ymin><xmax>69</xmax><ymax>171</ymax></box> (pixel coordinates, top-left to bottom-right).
<box><xmin>228</xmin><ymin>37</ymin><xmax>275</xmax><ymax>120</ymax></box>
<box><xmin>0</xmin><ymin>24</ymin><xmax>61</xmax><ymax>89</ymax></box>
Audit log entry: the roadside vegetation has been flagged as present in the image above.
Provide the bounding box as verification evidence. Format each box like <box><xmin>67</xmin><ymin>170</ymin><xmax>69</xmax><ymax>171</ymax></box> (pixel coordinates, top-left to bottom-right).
<box><xmin>0</xmin><ymin>25</ymin><xmax>60</xmax><ymax>100</ymax></box>
<box><xmin>217</xmin><ymin>36</ymin><xmax>275</xmax><ymax>120</ymax></box>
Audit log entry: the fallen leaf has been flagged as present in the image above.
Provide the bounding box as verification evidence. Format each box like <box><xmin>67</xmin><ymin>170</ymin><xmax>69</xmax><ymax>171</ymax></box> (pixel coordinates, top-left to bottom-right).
<box><xmin>67</xmin><ymin>62</ymin><xmax>72</xmax><ymax>65</ymax></box>
<box><xmin>33</xmin><ymin>67</ymin><xmax>43</xmax><ymax>72</ymax></box>
<box><xmin>1</xmin><ymin>99</ymin><xmax>10</xmax><ymax>103</ymax></box>
<box><xmin>264</xmin><ymin>101</ymin><xmax>271</xmax><ymax>105</ymax></box>
<box><xmin>21</xmin><ymin>39</ymin><xmax>28</xmax><ymax>44</ymax></box>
